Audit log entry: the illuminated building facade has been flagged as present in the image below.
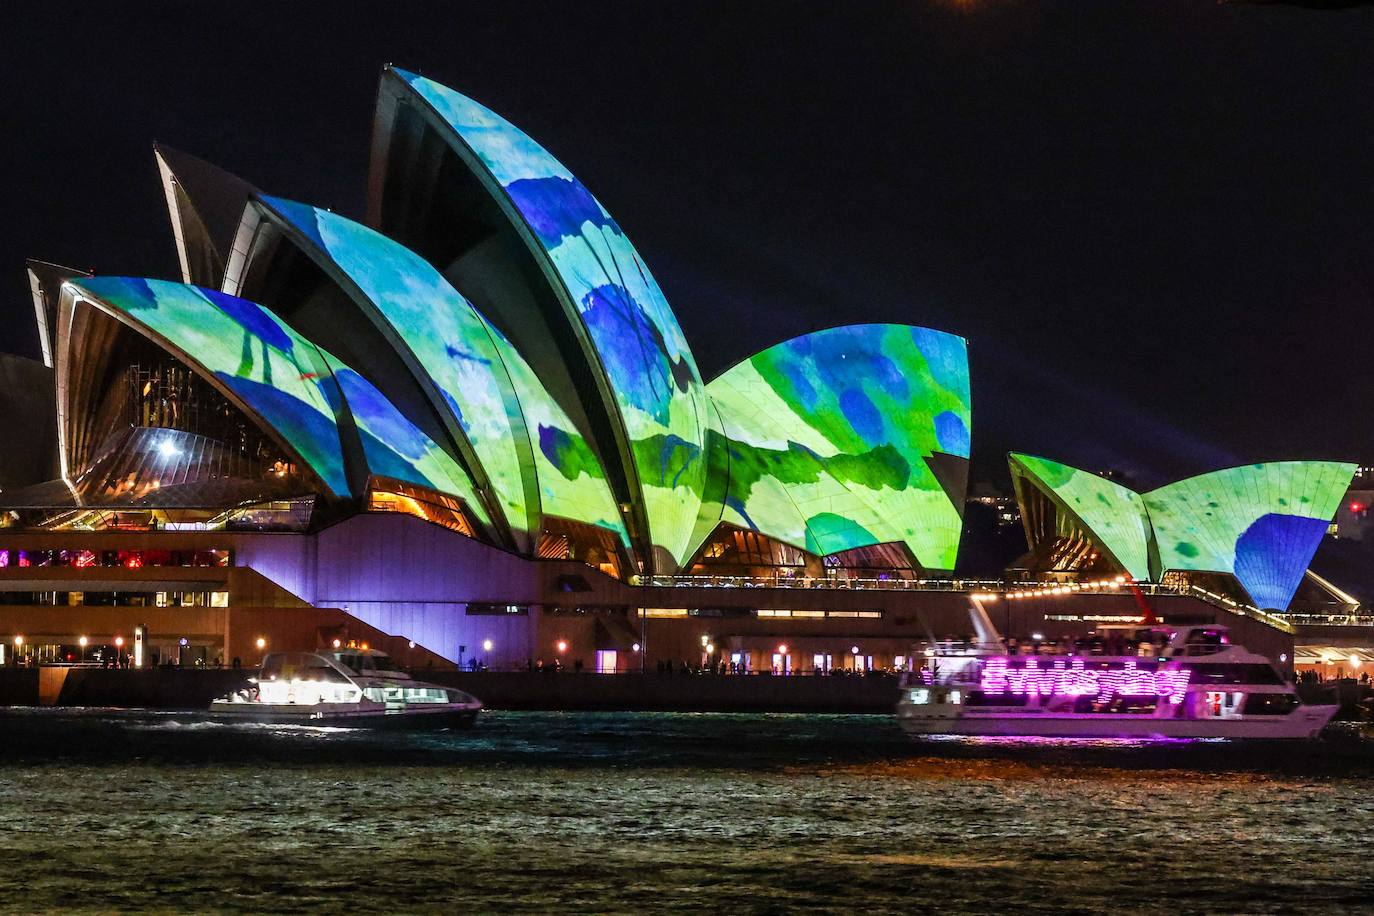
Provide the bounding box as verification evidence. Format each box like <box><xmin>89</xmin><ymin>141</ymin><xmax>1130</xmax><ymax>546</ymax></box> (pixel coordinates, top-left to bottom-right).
<box><xmin>0</xmin><ymin>68</ymin><xmax>1349</xmax><ymax>672</ymax></box>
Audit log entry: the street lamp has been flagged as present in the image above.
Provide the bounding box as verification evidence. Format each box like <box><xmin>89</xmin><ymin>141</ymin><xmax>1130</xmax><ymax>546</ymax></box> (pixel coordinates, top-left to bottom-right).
<box><xmin>78</xmin><ymin>635</ymin><xmax>88</xmax><ymax>663</ymax></box>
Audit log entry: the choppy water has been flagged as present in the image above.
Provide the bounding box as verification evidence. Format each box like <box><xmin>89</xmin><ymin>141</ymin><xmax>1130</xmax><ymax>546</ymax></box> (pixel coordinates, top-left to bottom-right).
<box><xmin>2</xmin><ymin>711</ymin><xmax>1374</xmax><ymax>913</ymax></box>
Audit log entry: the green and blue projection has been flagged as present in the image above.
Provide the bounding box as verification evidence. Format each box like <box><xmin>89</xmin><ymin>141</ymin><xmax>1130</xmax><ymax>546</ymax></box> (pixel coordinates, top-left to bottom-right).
<box><xmin>67</xmin><ymin>277</ymin><xmax>488</xmax><ymax>526</ymax></box>
<box><xmin>1011</xmin><ymin>454</ymin><xmax>1355</xmax><ymax>610</ymax></box>
<box><xmin>66</xmin><ymin>76</ymin><xmax>984</xmax><ymax>577</ymax></box>
<box><xmin>705</xmin><ymin>324</ymin><xmax>972</xmax><ymax>571</ymax></box>
<box><xmin>254</xmin><ymin>196</ymin><xmax>629</xmax><ymax>549</ymax></box>
<box><xmin>398</xmin><ymin>70</ymin><xmax>708</xmax><ymax>567</ymax></box>
<box><xmin>1008</xmin><ymin>453</ymin><xmax>1153</xmax><ymax>580</ymax></box>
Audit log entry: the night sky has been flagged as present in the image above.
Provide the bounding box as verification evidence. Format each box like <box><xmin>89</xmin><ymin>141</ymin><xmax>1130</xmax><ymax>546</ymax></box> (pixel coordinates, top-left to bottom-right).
<box><xmin>3</xmin><ymin>1</ymin><xmax>1371</xmax><ymax>489</ymax></box>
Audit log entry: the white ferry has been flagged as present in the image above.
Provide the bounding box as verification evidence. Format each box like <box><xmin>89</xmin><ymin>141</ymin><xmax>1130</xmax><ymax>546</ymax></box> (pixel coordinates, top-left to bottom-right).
<box><xmin>897</xmin><ymin>603</ymin><xmax>1335</xmax><ymax>740</ymax></box>
<box><xmin>211</xmin><ymin>648</ymin><xmax>481</xmax><ymax>729</ymax></box>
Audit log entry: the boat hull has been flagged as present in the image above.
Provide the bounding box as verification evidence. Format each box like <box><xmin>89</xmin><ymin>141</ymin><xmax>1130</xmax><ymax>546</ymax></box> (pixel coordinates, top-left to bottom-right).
<box><xmin>208</xmin><ymin>702</ymin><xmax>480</xmax><ymax>730</ymax></box>
<box><xmin>897</xmin><ymin>703</ymin><xmax>1338</xmax><ymax>740</ymax></box>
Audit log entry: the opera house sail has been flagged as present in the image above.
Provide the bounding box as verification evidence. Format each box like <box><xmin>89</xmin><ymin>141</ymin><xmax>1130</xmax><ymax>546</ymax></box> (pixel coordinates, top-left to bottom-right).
<box><xmin>1010</xmin><ymin>453</ymin><xmax>1355</xmax><ymax>612</ymax></box>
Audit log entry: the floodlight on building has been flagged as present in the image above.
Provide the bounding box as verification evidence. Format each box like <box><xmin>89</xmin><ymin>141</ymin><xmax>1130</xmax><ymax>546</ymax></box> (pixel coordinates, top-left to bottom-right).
<box><xmin>482</xmin><ymin>639</ymin><xmax>493</xmax><ymax>653</ymax></box>
<box><xmin>256</xmin><ymin>637</ymin><xmax>266</xmax><ymax>650</ymax></box>
<box><xmin>556</xmin><ymin>640</ymin><xmax>568</xmax><ymax>654</ymax></box>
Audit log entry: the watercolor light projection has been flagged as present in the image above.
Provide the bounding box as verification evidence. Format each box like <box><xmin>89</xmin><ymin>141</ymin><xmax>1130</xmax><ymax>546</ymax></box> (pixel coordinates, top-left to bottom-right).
<box><xmin>254</xmin><ymin>196</ymin><xmax>537</xmax><ymax>543</ymax></box>
<box><xmin>702</xmin><ymin>324</ymin><xmax>972</xmax><ymax>571</ymax></box>
<box><xmin>396</xmin><ymin>70</ymin><xmax>708</xmax><ymax>568</ymax></box>
<box><xmin>1011</xmin><ymin>455</ymin><xmax>1355</xmax><ymax>611</ymax></box>
<box><xmin>60</xmin><ymin>70</ymin><xmax>1350</xmax><ymax>597</ymax></box>
<box><xmin>64</xmin><ymin>277</ymin><xmax>490</xmax><ymax>528</ymax></box>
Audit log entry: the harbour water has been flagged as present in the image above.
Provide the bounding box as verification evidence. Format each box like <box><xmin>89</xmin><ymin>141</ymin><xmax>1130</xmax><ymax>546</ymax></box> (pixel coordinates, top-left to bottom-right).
<box><xmin>2</xmin><ymin>710</ymin><xmax>1373</xmax><ymax>912</ymax></box>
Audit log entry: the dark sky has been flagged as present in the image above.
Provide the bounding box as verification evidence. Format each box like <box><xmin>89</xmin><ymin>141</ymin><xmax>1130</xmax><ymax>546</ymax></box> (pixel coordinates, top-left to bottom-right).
<box><xmin>3</xmin><ymin>1</ymin><xmax>1371</xmax><ymax>489</ymax></box>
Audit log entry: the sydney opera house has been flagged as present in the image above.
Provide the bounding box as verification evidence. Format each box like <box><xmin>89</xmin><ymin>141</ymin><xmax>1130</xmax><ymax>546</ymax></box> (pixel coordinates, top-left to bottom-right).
<box><xmin>0</xmin><ymin>68</ymin><xmax>1359</xmax><ymax>673</ymax></box>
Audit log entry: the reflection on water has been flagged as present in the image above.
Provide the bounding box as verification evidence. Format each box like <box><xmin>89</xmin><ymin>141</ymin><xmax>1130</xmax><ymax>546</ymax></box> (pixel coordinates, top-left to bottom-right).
<box><xmin>1</xmin><ymin>710</ymin><xmax>1373</xmax><ymax>912</ymax></box>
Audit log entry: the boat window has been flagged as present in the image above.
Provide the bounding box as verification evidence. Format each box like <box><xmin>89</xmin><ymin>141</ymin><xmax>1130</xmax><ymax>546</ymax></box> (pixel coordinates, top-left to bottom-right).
<box><xmin>964</xmin><ymin>692</ymin><xmax>1031</xmax><ymax>707</ymax></box>
<box><xmin>332</xmin><ymin>652</ymin><xmax>365</xmax><ymax>674</ymax></box>
<box><xmin>1241</xmin><ymin>694</ymin><xmax>1299</xmax><ymax>716</ymax></box>
<box><xmin>1181</xmin><ymin>663</ymin><xmax>1284</xmax><ymax>685</ymax></box>
<box><xmin>260</xmin><ymin>653</ymin><xmax>350</xmax><ymax>683</ymax></box>
<box><xmin>1099</xmin><ymin>696</ymin><xmax>1158</xmax><ymax>715</ymax></box>
<box><xmin>369</xmin><ymin>654</ymin><xmax>403</xmax><ymax>673</ymax></box>
<box><xmin>332</xmin><ymin>652</ymin><xmax>402</xmax><ymax>674</ymax></box>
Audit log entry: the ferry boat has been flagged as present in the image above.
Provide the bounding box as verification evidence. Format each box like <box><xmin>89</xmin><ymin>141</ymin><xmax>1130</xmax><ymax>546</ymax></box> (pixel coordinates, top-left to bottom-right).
<box><xmin>897</xmin><ymin>603</ymin><xmax>1335</xmax><ymax>740</ymax></box>
<box><xmin>210</xmin><ymin>648</ymin><xmax>481</xmax><ymax>729</ymax></box>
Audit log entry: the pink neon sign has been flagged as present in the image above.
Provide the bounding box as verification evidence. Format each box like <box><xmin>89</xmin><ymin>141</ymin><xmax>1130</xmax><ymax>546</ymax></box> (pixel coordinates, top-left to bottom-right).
<box><xmin>980</xmin><ymin>657</ymin><xmax>1190</xmax><ymax>705</ymax></box>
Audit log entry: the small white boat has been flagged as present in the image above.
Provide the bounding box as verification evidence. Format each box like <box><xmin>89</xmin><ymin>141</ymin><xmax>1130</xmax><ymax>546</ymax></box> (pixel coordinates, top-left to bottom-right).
<box><xmin>898</xmin><ymin>602</ymin><xmax>1335</xmax><ymax>740</ymax></box>
<box><xmin>211</xmin><ymin>649</ymin><xmax>481</xmax><ymax>729</ymax></box>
